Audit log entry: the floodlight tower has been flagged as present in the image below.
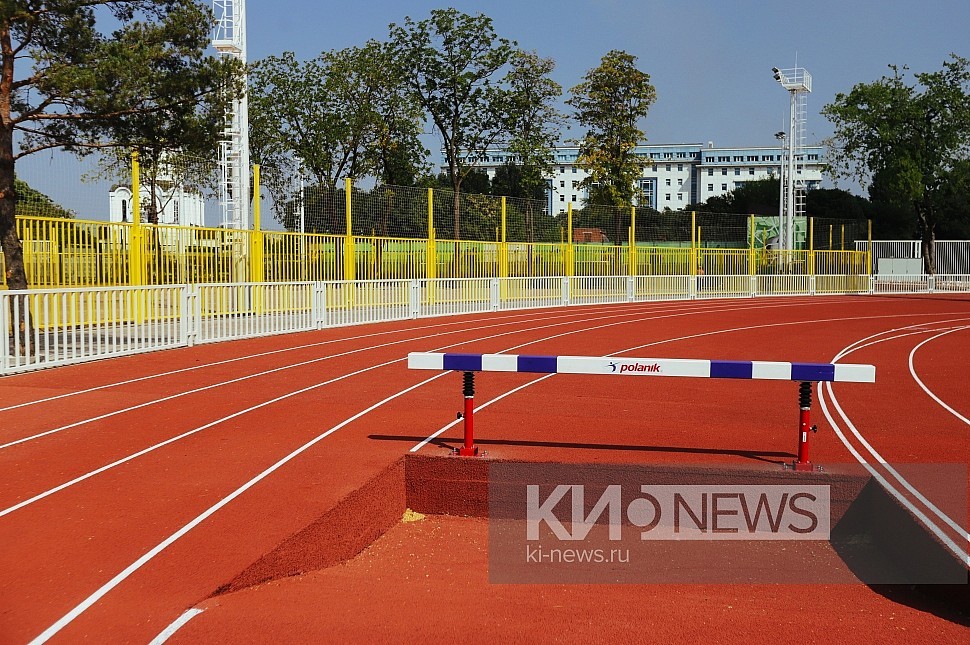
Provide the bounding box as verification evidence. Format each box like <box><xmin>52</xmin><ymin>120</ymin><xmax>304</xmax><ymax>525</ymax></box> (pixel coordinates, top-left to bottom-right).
<box><xmin>212</xmin><ymin>0</ymin><xmax>250</xmax><ymax>230</ymax></box>
<box><xmin>771</xmin><ymin>66</ymin><xmax>811</xmax><ymax>253</ymax></box>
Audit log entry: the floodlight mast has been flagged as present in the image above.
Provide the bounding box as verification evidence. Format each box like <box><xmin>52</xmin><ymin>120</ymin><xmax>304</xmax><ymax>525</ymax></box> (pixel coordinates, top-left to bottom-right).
<box><xmin>212</xmin><ymin>0</ymin><xmax>250</xmax><ymax>231</ymax></box>
<box><xmin>771</xmin><ymin>67</ymin><xmax>811</xmax><ymax>257</ymax></box>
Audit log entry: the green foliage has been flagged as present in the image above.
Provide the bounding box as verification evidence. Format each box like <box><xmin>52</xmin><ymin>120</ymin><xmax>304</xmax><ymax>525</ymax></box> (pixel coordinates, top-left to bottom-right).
<box><xmin>1</xmin><ymin>0</ymin><xmax>244</xmax><ymax>288</ymax></box>
<box><xmin>567</xmin><ymin>50</ymin><xmax>656</xmax><ymax>208</ymax></box>
<box><xmin>388</xmin><ymin>8</ymin><xmax>516</xmax><ymax>189</ymax></box>
<box><xmin>499</xmin><ymin>51</ymin><xmax>565</xmax><ymax>201</ymax></box>
<box><xmin>14</xmin><ymin>178</ymin><xmax>73</xmax><ymax>219</ymax></box>
<box><xmin>249</xmin><ymin>42</ymin><xmax>428</xmax><ymax>195</ymax></box>
<box><xmin>823</xmin><ymin>55</ymin><xmax>970</xmax><ymax>272</ymax></box>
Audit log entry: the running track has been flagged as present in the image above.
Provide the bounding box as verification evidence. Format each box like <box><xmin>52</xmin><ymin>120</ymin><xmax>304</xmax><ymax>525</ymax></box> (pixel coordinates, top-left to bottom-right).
<box><xmin>1</xmin><ymin>294</ymin><xmax>968</xmax><ymax>643</ymax></box>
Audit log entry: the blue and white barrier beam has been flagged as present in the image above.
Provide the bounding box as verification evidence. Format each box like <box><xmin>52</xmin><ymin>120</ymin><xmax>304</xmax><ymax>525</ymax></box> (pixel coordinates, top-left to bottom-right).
<box><xmin>407</xmin><ymin>352</ymin><xmax>876</xmax><ymax>383</ymax></box>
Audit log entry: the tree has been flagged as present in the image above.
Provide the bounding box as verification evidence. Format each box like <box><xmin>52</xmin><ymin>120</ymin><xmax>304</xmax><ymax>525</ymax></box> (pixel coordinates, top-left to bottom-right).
<box><xmin>567</xmin><ymin>50</ymin><xmax>656</xmax><ymax>243</ymax></box>
<box><xmin>567</xmin><ymin>50</ymin><xmax>656</xmax><ymax>207</ymax></box>
<box><xmin>249</xmin><ymin>43</ymin><xmax>427</xmax><ymax>227</ymax></box>
<box><xmin>388</xmin><ymin>8</ymin><xmax>517</xmax><ymax>240</ymax></box>
<box><xmin>1</xmin><ymin>1</ymin><xmax>243</xmax><ymax>291</ymax></box>
<box><xmin>498</xmin><ymin>50</ymin><xmax>564</xmax><ymax>247</ymax></box>
<box><xmin>13</xmin><ymin>178</ymin><xmax>73</xmax><ymax>219</ymax></box>
<box><xmin>822</xmin><ymin>55</ymin><xmax>970</xmax><ymax>273</ymax></box>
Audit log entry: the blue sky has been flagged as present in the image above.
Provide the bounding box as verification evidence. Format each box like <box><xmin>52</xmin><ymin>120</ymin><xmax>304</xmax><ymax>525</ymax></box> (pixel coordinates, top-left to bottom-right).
<box><xmin>16</xmin><ymin>1</ymin><xmax>969</xmax><ymax>223</ymax></box>
<box><xmin>246</xmin><ymin>0</ymin><xmax>968</xmax><ymax>152</ymax></box>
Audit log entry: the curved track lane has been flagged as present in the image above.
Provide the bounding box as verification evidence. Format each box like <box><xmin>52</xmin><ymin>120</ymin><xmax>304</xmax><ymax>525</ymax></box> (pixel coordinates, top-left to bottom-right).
<box><xmin>0</xmin><ymin>294</ymin><xmax>968</xmax><ymax>643</ymax></box>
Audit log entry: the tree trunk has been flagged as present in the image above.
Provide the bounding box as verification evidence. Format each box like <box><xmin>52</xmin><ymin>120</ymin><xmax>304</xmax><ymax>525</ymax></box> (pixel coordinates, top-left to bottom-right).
<box><xmin>1</xmin><ymin>122</ymin><xmax>31</xmax><ymax>354</ymax></box>
<box><xmin>917</xmin><ymin>208</ymin><xmax>936</xmax><ymax>275</ymax></box>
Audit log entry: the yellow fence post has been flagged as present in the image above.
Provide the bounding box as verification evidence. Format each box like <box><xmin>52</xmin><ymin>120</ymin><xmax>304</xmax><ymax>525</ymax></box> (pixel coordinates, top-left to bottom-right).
<box><xmin>566</xmin><ymin>202</ymin><xmax>574</xmax><ymax>278</ymax></box>
<box><xmin>250</xmin><ymin>165</ymin><xmax>264</xmax><ymax>316</ymax></box>
<box><xmin>690</xmin><ymin>211</ymin><xmax>697</xmax><ymax>277</ymax></box>
<box><xmin>129</xmin><ymin>151</ymin><xmax>143</xmax><ymax>288</ymax></box>
<box><xmin>250</xmin><ymin>164</ymin><xmax>264</xmax><ymax>284</ymax></box>
<box><xmin>629</xmin><ymin>206</ymin><xmax>637</xmax><ymax>276</ymax></box>
<box><xmin>344</xmin><ymin>177</ymin><xmax>355</xmax><ymax>283</ymax></box>
<box><xmin>748</xmin><ymin>214</ymin><xmax>756</xmax><ymax>277</ymax></box>
<box><xmin>500</xmin><ymin>196</ymin><xmax>508</xmax><ymax>300</ymax></box>
<box><xmin>809</xmin><ymin>216</ymin><xmax>815</xmax><ymax>276</ymax></box>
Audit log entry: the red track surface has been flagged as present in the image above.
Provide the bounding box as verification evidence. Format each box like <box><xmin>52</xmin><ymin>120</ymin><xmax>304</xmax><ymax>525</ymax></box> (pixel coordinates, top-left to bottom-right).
<box><xmin>1</xmin><ymin>294</ymin><xmax>968</xmax><ymax>643</ymax></box>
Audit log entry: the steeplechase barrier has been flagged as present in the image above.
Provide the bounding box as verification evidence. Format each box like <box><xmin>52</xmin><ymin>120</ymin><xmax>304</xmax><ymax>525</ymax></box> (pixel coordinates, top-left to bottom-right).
<box><xmin>407</xmin><ymin>352</ymin><xmax>876</xmax><ymax>471</ymax></box>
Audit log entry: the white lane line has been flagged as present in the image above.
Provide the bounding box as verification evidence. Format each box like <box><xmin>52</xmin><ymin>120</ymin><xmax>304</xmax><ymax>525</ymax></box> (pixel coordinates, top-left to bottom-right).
<box><xmin>149</xmin><ymin>608</ymin><xmax>204</xmax><ymax>645</ymax></box>
<box><xmin>0</xmin><ymin>303</ymin><xmax>655</xmax><ymax>414</ymax></box>
<box><xmin>410</xmin><ymin>374</ymin><xmax>556</xmax><ymax>452</ymax></box>
<box><xmin>410</xmin><ymin>313</ymin><xmax>969</xmax><ymax>451</ymax></box>
<box><xmin>6</xmin><ymin>300</ymin><xmax>735</xmax><ymax>515</ymax></box>
<box><xmin>908</xmin><ymin>326</ymin><xmax>970</xmax><ymax>426</ymax></box>
<box><xmin>819</xmin><ymin>382</ymin><xmax>970</xmax><ymax>565</ymax></box>
<box><xmin>1</xmin><ymin>356</ymin><xmax>428</xmax><ymax>518</ymax></box>
<box><xmin>827</xmin><ymin>325</ymin><xmax>970</xmax><ymax>541</ymax></box>
<box><xmin>28</xmin><ymin>373</ymin><xmax>447</xmax><ymax>645</ymax></box>
<box><xmin>1</xmin><ymin>298</ymin><xmax>817</xmax><ymax>454</ymax></box>
<box><xmin>0</xmin><ymin>295</ymin><xmax>865</xmax><ymax>414</ymax></box>
<box><xmin>0</xmin><ymin>305</ymin><xmax>661</xmax><ymax>451</ymax></box>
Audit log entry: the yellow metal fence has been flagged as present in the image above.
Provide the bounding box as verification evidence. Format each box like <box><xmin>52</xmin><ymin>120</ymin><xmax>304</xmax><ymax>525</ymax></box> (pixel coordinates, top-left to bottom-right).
<box><xmin>2</xmin><ymin>179</ymin><xmax>871</xmax><ymax>289</ymax></box>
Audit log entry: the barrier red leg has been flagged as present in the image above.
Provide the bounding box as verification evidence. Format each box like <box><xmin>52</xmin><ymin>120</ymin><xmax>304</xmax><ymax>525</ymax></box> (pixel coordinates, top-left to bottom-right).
<box><xmin>458</xmin><ymin>371</ymin><xmax>479</xmax><ymax>456</ymax></box>
<box><xmin>794</xmin><ymin>381</ymin><xmax>817</xmax><ymax>472</ymax></box>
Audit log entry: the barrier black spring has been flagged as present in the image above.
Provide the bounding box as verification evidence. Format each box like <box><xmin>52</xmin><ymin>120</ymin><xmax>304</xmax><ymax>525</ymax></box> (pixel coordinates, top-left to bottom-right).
<box><xmin>799</xmin><ymin>381</ymin><xmax>812</xmax><ymax>409</ymax></box>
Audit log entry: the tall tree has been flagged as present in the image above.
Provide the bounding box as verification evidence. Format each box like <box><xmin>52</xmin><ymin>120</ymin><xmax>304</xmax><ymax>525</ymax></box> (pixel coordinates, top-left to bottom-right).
<box><xmin>822</xmin><ymin>55</ymin><xmax>970</xmax><ymax>273</ymax></box>
<box><xmin>249</xmin><ymin>42</ymin><xmax>426</xmax><ymax>227</ymax></box>
<box><xmin>388</xmin><ymin>8</ymin><xmax>516</xmax><ymax>240</ymax></box>
<box><xmin>498</xmin><ymin>50</ymin><xmax>564</xmax><ymax>246</ymax></box>
<box><xmin>0</xmin><ymin>0</ymin><xmax>243</xmax><ymax>290</ymax></box>
<box><xmin>567</xmin><ymin>50</ymin><xmax>656</xmax><ymax>209</ymax></box>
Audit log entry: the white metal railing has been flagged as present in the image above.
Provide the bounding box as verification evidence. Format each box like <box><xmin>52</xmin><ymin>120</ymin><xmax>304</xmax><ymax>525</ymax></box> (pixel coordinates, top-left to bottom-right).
<box><xmin>1</xmin><ymin>285</ymin><xmax>184</xmax><ymax>375</ymax></box>
<box><xmin>4</xmin><ymin>275</ymin><xmax>969</xmax><ymax>376</ymax></box>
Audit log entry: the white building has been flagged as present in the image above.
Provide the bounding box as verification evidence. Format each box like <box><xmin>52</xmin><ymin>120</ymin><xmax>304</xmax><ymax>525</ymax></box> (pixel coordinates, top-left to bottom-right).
<box><xmin>465</xmin><ymin>142</ymin><xmax>824</xmax><ymax>214</ymax></box>
<box><xmin>109</xmin><ymin>184</ymin><xmax>206</xmax><ymax>227</ymax></box>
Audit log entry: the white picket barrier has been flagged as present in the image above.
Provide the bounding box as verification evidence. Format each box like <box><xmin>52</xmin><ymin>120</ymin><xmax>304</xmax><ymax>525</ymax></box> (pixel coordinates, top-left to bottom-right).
<box><xmin>3</xmin><ymin>274</ymin><xmax>968</xmax><ymax>376</ymax></box>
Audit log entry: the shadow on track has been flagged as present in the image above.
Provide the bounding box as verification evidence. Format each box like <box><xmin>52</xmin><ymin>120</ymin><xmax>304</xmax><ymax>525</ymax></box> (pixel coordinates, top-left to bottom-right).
<box><xmin>368</xmin><ymin>434</ymin><xmax>794</xmax><ymax>465</ymax></box>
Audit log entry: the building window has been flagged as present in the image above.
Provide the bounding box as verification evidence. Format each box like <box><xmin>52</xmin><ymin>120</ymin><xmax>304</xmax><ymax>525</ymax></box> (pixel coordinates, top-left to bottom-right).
<box><xmin>678</xmin><ymin>193</ymin><xmax>683</xmax><ymax>201</ymax></box>
<box><xmin>572</xmin><ymin>180</ymin><xmax>578</xmax><ymax>188</ymax></box>
<box><xmin>559</xmin><ymin>166</ymin><xmax>565</xmax><ymax>173</ymax></box>
<box><xmin>749</xmin><ymin>169</ymin><xmax>755</xmax><ymax>175</ymax></box>
<box><xmin>721</xmin><ymin>184</ymin><xmax>727</xmax><ymax>191</ymax></box>
<box><xmin>559</xmin><ymin>195</ymin><xmax>565</xmax><ymax>202</ymax></box>
<box><xmin>571</xmin><ymin>195</ymin><xmax>577</xmax><ymax>202</ymax></box>
<box><xmin>722</xmin><ymin>169</ymin><xmax>727</xmax><ymax>176</ymax></box>
<box><xmin>666</xmin><ymin>164</ymin><xmax>671</xmax><ymax>171</ymax></box>
<box><xmin>560</xmin><ymin>180</ymin><xmax>565</xmax><ymax>188</ymax></box>
<box><xmin>665</xmin><ymin>193</ymin><xmax>671</xmax><ymax>201</ymax></box>
<box><xmin>677</xmin><ymin>164</ymin><xmax>684</xmax><ymax>172</ymax></box>
<box><xmin>707</xmin><ymin>168</ymin><xmax>714</xmax><ymax>176</ymax></box>
<box><xmin>735</xmin><ymin>168</ymin><xmax>741</xmax><ymax>175</ymax></box>
<box><xmin>707</xmin><ymin>184</ymin><xmax>713</xmax><ymax>192</ymax></box>
<box><xmin>665</xmin><ymin>178</ymin><xmax>671</xmax><ymax>186</ymax></box>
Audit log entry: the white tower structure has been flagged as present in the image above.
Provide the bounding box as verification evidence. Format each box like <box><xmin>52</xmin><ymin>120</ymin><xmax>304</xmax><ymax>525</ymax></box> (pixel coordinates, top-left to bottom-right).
<box><xmin>772</xmin><ymin>66</ymin><xmax>811</xmax><ymax>252</ymax></box>
<box><xmin>212</xmin><ymin>0</ymin><xmax>251</xmax><ymax>230</ymax></box>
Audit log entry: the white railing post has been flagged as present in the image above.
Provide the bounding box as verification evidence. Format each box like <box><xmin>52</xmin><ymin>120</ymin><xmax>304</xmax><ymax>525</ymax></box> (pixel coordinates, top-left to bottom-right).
<box><xmin>0</xmin><ymin>292</ymin><xmax>8</xmax><ymax>376</ymax></box>
<box><xmin>184</xmin><ymin>284</ymin><xmax>200</xmax><ymax>346</ymax></box>
<box><xmin>626</xmin><ymin>276</ymin><xmax>635</xmax><ymax>302</ymax></box>
<box><xmin>928</xmin><ymin>274</ymin><xmax>936</xmax><ymax>293</ymax></box>
<box><xmin>561</xmin><ymin>277</ymin><xmax>570</xmax><ymax>306</ymax></box>
<box><xmin>868</xmin><ymin>275</ymin><xmax>875</xmax><ymax>295</ymax></box>
<box><xmin>689</xmin><ymin>274</ymin><xmax>697</xmax><ymax>299</ymax></box>
<box><xmin>809</xmin><ymin>275</ymin><xmax>816</xmax><ymax>296</ymax></box>
<box><xmin>490</xmin><ymin>278</ymin><xmax>500</xmax><ymax>311</ymax></box>
<box><xmin>750</xmin><ymin>275</ymin><xmax>758</xmax><ymax>297</ymax></box>
<box><xmin>313</xmin><ymin>281</ymin><xmax>327</xmax><ymax>329</ymax></box>
<box><xmin>409</xmin><ymin>280</ymin><xmax>421</xmax><ymax>318</ymax></box>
